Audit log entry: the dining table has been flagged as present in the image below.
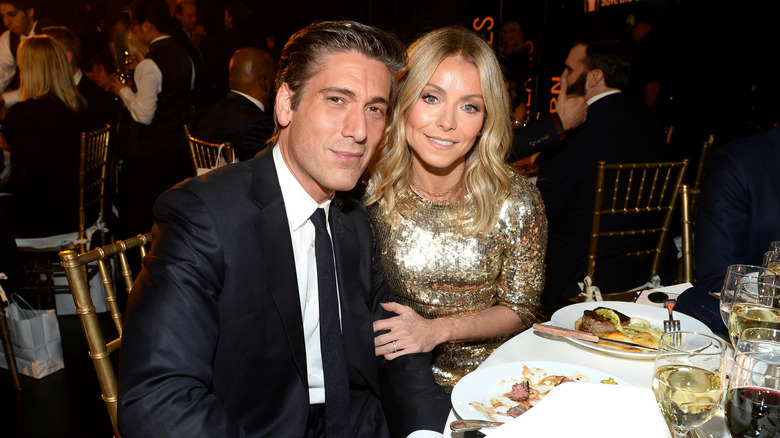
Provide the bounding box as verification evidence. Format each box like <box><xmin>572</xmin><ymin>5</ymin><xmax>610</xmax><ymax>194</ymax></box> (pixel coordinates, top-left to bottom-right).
<box><xmin>443</xmin><ymin>288</ymin><xmax>730</xmax><ymax>438</ymax></box>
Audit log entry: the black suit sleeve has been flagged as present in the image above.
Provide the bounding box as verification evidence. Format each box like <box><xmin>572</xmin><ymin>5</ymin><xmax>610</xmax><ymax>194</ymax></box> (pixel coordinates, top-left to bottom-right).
<box><xmin>118</xmin><ymin>187</ymin><xmax>242</xmax><ymax>437</ymax></box>
<box><xmin>510</xmin><ymin>116</ymin><xmax>562</xmax><ymax>161</ymax></box>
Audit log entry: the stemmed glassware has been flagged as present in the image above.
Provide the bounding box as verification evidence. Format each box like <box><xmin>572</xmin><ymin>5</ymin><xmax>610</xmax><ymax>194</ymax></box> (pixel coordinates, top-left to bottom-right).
<box><xmin>652</xmin><ymin>331</ymin><xmax>727</xmax><ymax>438</ymax></box>
<box><xmin>728</xmin><ymin>281</ymin><xmax>780</xmax><ymax>346</ymax></box>
<box><xmin>719</xmin><ymin>265</ymin><xmax>776</xmax><ymax>329</ymax></box>
<box><xmin>724</xmin><ymin>352</ymin><xmax>780</xmax><ymax>437</ymax></box>
<box><xmin>763</xmin><ymin>250</ymin><xmax>780</xmax><ymax>276</ymax></box>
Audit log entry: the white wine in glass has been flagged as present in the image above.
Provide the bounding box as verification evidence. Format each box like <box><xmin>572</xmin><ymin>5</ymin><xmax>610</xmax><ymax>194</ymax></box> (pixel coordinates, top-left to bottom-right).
<box><xmin>728</xmin><ymin>281</ymin><xmax>780</xmax><ymax>346</ymax></box>
<box><xmin>719</xmin><ymin>265</ymin><xmax>776</xmax><ymax>329</ymax></box>
<box><xmin>652</xmin><ymin>331</ymin><xmax>726</xmax><ymax>438</ymax></box>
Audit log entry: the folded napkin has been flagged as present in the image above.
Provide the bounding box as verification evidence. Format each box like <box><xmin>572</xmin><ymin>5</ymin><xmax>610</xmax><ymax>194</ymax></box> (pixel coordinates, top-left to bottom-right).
<box><xmin>484</xmin><ymin>382</ymin><xmax>671</xmax><ymax>438</ymax></box>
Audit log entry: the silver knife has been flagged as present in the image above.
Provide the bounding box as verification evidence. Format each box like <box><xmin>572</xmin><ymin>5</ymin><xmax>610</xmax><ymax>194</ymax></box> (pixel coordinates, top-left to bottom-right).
<box><xmin>532</xmin><ymin>323</ymin><xmax>658</xmax><ymax>352</ymax></box>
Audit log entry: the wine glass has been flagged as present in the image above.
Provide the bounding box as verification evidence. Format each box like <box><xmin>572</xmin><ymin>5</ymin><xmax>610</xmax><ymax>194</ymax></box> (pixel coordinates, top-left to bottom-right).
<box><xmin>728</xmin><ymin>280</ymin><xmax>780</xmax><ymax>346</ymax></box>
<box><xmin>763</xmin><ymin>250</ymin><xmax>780</xmax><ymax>275</ymax></box>
<box><xmin>769</xmin><ymin>241</ymin><xmax>780</xmax><ymax>251</ymax></box>
<box><xmin>719</xmin><ymin>265</ymin><xmax>776</xmax><ymax>329</ymax></box>
<box><xmin>652</xmin><ymin>331</ymin><xmax>727</xmax><ymax>438</ymax></box>
<box><xmin>724</xmin><ymin>352</ymin><xmax>780</xmax><ymax>437</ymax></box>
<box><xmin>736</xmin><ymin>327</ymin><xmax>780</xmax><ymax>356</ymax></box>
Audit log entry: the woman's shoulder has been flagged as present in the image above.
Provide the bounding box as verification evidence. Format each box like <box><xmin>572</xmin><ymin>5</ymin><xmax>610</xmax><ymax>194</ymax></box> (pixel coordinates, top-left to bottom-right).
<box><xmin>501</xmin><ymin>170</ymin><xmax>544</xmax><ymax>212</ymax></box>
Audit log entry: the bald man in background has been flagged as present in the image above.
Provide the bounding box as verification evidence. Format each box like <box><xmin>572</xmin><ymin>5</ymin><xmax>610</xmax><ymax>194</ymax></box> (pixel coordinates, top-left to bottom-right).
<box><xmin>191</xmin><ymin>47</ymin><xmax>275</xmax><ymax>161</ymax></box>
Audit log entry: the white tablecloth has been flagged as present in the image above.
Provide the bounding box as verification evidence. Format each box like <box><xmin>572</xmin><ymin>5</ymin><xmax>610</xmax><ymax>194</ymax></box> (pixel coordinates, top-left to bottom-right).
<box><xmin>443</xmin><ymin>327</ymin><xmax>728</xmax><ymax>437</ymax></box>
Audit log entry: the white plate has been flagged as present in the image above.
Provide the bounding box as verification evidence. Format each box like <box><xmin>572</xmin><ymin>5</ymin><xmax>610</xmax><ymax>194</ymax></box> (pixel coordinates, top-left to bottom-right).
<box><xmin>550</xmin><ymin>301</ymin><xmax>713</xmax><ymax>359</ymax></box>
<box><xmin>451</xmin><ymin>360</ymin><xmax>632</xmax><ymax>422</ymax></box>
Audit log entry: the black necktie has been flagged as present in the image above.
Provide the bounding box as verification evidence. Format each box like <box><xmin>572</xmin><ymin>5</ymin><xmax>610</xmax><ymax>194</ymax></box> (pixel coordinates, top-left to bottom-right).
<box><xmin>310</xmin><ymin>208</ymin><xmax>350</xmax><ymax>437</ymax></box>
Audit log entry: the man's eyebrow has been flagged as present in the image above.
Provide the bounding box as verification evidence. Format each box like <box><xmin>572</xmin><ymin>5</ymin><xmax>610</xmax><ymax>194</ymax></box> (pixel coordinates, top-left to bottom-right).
<box><xmin>321</xmin><ymin>87</ymin><xmax>389</xmax><ymax>106</ymax></box>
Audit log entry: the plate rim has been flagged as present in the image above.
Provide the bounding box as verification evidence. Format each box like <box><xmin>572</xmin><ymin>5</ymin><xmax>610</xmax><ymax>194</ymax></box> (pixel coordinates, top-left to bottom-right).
<box><xmin>549</xmin><ymin>300</ymin><xmax>713</xmax><ymax>359</ymax></box>
<box><xmin>451</xmin><ymin>359</ymin><xmax>633</xmax><ymax>421</ymax></box>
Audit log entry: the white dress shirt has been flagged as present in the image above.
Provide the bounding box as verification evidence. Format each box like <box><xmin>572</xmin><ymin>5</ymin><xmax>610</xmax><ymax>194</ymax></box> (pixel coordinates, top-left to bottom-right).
<box><xmin>118</xmin><ymin>35</ymin><xmax>195</xmax><ymax>125</ymax></box>
<box><xmin>273</xmin><ymin>144</ymin><xmax>336</xmax><ymax>404</ymax></box>
<box><xmin>231</xmin><ymin>89</ymin><xmax>265</xmax><ymax>112</ymax></box>
<box><xmin>0</xmin><ymin>22</ymin><xmax>36</xmax><ymax>106</ymax></box>
<box><xmin>273</xmin><ymin>145</ymin><xmax>441</xmax><ymax>438</ymax></box>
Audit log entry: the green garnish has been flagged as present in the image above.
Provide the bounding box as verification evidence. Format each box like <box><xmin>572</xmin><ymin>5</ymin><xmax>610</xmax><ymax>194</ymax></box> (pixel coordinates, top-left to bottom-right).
<box><xmin>595</xmin><ymin>308</ymin><xmax>624</xmax><ymax>333</ymax></box>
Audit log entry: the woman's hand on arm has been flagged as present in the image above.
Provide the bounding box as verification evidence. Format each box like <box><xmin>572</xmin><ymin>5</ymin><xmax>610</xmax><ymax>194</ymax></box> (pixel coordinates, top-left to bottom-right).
<box><xmin>373</xmin><ymin>303</ymin><xmax>525</xmax><ymax>360</ymax></box>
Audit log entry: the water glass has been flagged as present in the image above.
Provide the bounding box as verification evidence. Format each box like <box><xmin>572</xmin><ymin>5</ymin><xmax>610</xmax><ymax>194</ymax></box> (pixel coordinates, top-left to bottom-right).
<box><xmin>720</xmin><ymin>265</ymin><xmax>776</xmax><ymax>329</ymax></box>
<box><xmin>725</xmin><ymin>352</ymin><xmax>780</xmax><ymax>437</ymax></box>
<box><xmin>736</xmin><ymin>327</ymin><xmax>780</xmax><ymax>355</ymax></box>
<box><xmin>728</xmin><ymin>280</ymin><xmax>780</xmax><ymax>346</ymax></box>
<box><xmin>652</xmin><ymin>331</ymin><xmax>726</xmax><ymax>438</ymax></box>
<box><xmin>763</xmin><ymin>250</ymin><xmax>780</xmax><ymax>276</ymax></box>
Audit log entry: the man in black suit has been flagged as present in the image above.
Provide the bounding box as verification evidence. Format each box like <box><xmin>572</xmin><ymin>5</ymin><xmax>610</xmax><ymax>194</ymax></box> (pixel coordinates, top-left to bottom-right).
<box><xmin>676</xmin><ymin>126</ymin><xmax>780</xmax><ymax>336</ymax></box>
<box><xmin>191</xmin><ymin>47</ymin><xmax>275</xmax><ymax>161</ymax></box>
<box><xmin>535</xmin><ymin>39</ymin><xmax>669</xmax><ymax>306</ymax></box>
<box><xmin>117</xmin><ymin>20</ymin><xmax>450</xmax><ymax>438</ymax></box>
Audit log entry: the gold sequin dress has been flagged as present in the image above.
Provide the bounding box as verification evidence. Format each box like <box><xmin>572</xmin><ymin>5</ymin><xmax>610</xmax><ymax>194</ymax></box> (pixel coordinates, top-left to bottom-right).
<box><xmin>368</xmin><ymin>173</ymin><xmax>547</xmax><ymax>391</ymax></box>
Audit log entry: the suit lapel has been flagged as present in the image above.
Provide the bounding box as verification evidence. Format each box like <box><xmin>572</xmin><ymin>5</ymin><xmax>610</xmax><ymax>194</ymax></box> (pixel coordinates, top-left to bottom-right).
<box><xmin>248</xmin><ymin>150</ymin><xmax>308</xmax><ymax>387</ymax></box>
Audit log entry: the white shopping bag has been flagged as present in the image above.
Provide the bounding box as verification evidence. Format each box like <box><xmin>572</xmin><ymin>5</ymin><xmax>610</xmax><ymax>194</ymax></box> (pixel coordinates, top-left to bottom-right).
<box><xmin>0</xmin><ymin>294</ymin><xmax>64</xmax><ymax>378</ymax></box>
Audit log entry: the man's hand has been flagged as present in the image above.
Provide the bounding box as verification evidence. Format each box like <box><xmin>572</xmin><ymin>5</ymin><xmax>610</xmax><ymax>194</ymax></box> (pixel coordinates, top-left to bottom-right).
<box><xmin>109</xmin><ymin>76</ymin><xmax>131</xmax><ymax>96</ymax></box>
<box><xmin>556</xmin><ymin>77</ymin><xmax>588</xmax><ymax>131</ymax></box>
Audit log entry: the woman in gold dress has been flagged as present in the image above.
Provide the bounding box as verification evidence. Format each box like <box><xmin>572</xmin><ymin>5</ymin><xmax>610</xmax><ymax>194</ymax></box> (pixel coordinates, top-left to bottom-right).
<box><xmin>365</xmin><ymin>26</ymin><xmax>548</xmax><ymax>391</ymax></box>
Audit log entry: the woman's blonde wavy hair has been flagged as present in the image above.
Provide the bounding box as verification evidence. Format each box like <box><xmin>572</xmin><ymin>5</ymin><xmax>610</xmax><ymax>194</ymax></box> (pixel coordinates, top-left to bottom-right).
<box><xmin>18</xmin><ymin>35</ymin><xmax>86</xmax><ymax>112</ymax></box>
<box><xmin>366</xmin><ymin>26</ymin><xmax>514</xmax><ymax>235</ymax></box>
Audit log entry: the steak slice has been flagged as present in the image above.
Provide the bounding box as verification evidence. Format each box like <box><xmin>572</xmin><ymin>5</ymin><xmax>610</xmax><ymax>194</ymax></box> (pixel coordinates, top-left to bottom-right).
<box><xmin>578</xmin><ymin>307</ymin><xmax>631</xmax><ymax>336</ymax></box>
<box><xmin>508</xmin><ymin>381</ymin><xmax>530</xmax><ymax>402</ymax></box>
<box><xmin>507</xmin><ymin>403</ymin><xmax>530</xmax><ymax>418</ymax></box>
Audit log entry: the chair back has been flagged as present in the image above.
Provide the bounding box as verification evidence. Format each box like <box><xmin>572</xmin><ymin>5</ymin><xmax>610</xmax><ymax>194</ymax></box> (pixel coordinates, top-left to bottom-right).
<box><xmin>184</xmin><ymin>124</ymin><xmax>235</xmax><ymax>174</ymax></box>
<box><xmin>679</xmin><ymin>184</ymin><xmax>694</xmax><ymax>284</ymax></box>
<box><xmin>690</xmin><ymin>134</ymin><xmax>715</xmax><ymax>215</ymax></box>
<box><xmin>586</xmin><ymin>160</ymin><xmax>689</xmax><ymax>285</ymax></box>
<box><xmin>664</xmin><ymin>125</ymin><xmax>675</xmax><ymax>145</ymax></box>
<box><xmin>79</xmin><ymin>124</ymin><xmax>112</xmax><ymax>252</ymax></box>
<box><xmin>59</xmin><ymin>233</ymin><xmax>153</xmax><ymax>438</ymax></box>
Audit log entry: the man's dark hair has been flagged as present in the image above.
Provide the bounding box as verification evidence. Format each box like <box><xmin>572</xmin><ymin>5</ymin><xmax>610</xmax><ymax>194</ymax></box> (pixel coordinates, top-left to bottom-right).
<box><xmin>275</xmin><ymin>20</ymin><xmax>406</xmax><ymax>111</ymax></box>
<box><xmin>0</xmin><ymin>0</ymin><xmax>34</xmax><ymax>10</ymax></box>
<box><xmin>133</xmin><ymin>0</ymin><xmax>173</xmax><ymax>34</ymax></box>
<box><xmin>173</xmin><ymin>0</ymin><xmax>193</xmax><ymax>16</ymax></box>
<box><xmin>583</xmin><ymin>39</ymin><xmax>632</xmax><ymax>90</ymax></box>
<box><xmin>225</xmin><ymin>1</ymin><xmax>251</xmax><ymax>28</ymax></box>
<box><xmin>89</xmin><ymin>51</ymin><xmax>116</xmax><ymax>73</ymax></box>
<box><xmin>40</xmin><ymin>25</ymin><xmax>80</xmax><ymax>68</ymax></box>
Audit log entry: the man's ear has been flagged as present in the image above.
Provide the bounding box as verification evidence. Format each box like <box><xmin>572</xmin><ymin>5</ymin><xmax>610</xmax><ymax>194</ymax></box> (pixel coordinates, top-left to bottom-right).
<box><xmin>587</xmin><ymin>69</ymin><xmax>603</xmax><ymax>89</ymax></box>
<box><xmin>275</xmin><ymin>82</ymin><xmax>293</xmax><ymax>128</ymax></box>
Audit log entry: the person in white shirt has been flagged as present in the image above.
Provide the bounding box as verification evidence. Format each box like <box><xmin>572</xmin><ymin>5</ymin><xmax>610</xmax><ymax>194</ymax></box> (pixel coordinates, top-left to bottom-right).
<box><xmin>0</xmin><ymin>0</ymin><xmax>38</xmax><ymax>108</ymax></box>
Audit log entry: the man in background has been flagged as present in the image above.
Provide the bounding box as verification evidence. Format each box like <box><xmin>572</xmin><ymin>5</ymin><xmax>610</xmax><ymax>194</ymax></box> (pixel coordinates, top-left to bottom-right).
<box><xmin>190</xmin><ymin>47</ymin><xmax>275</xmax><ymax>161</ymax></box>
<box><xmin>536</xmin><ymin>39</ymin><xmax>669</xmax><ymax>306</ymax></box>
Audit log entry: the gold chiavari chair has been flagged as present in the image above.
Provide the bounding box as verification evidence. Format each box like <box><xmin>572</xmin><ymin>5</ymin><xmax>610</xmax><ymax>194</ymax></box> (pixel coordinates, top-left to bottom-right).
<box><xmin>679</xmin><ymin>184</ymin><xmax>694</xmax><ymax>284</ymax></box>
<box><xmin>584</xmin><ymin>160</ymin><xmax>689</xmax><ymax>299</ymax></box>
<box><xmin>16</xmin><ymin>124</ymin><xmax>112</xmax><ymax>306</ymax></box>
<box><xmin>689</xmin><ymin>134</ymin><xmax>715</xmax><ymax>216</ymax></box>
<box><xmin>184</xmin><ymin>124</ymin><xmax>235</xmax><ymax>175</ymax></box>
<box><xmin>59</xmin><ymin>233</ymin><xmax>153</xmax><ymax>438</ymax></box>
<box><xmin>664</xmin><ymin>125</ymin><xmax>675</xmax><ymax>145</ymax></box>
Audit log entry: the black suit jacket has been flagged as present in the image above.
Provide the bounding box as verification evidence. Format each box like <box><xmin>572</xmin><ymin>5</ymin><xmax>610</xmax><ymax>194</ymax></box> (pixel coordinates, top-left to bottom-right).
<box><xmin>535</xmin><ymin>92</ymin><xmax>669</xmax><ymax>305</ymax></box>
<box><xmin>191</xmin><ymin>91</ymin><xmax>274</xmax><ymax>162</ymax></box>
<box><xmin>117</xmin><ymin>148</ymin><xmax>449</xmax><ymax>437</ymax></box>
<box><xmin>77</xmin><ymin>73</ymin><xmax>123</xmax><ymax>131</ymax></box>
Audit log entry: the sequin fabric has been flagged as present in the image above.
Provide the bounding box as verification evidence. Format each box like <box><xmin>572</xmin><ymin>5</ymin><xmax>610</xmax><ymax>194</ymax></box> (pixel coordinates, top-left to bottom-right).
<box><xmin>368</xmin><ymin>173</ymin><xmax>547</xmax><ymax>391</ymax></box>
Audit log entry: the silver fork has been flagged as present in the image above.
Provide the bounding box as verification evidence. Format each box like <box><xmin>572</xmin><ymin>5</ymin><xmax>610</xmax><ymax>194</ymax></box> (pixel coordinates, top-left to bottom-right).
<box><xmin>663</xmin><ymin>299</ymin><xmax>681</xmax><ymax>332</ymax></box>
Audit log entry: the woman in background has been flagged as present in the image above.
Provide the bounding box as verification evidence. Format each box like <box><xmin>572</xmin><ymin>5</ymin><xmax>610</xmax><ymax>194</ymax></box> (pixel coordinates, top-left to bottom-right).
<box><xmin>1</xmin><ymin>35</ymin><xmax>87</xmax><ymax>237</ymax></box>
<box><xmin>366</xmin><ymin>26</ymin><xmax>547</xmax><ymax>391</ymax></box>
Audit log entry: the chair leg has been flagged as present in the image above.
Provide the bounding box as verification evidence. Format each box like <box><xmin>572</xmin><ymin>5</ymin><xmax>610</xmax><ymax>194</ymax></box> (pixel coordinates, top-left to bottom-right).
<box><xmin>0</xmin><ymin>309</ymin><xmax>22</xmax><ymax>390</ymax></box>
